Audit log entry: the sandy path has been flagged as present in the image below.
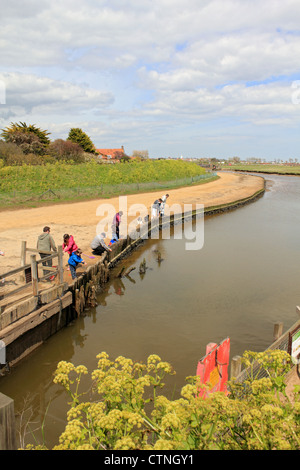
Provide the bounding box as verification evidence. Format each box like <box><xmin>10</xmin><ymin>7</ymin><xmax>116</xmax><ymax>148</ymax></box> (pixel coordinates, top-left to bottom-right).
<box><xmin>0</xmin><ymin>172</ymin><xmax>264</xmax><ymax>276</ymax></box>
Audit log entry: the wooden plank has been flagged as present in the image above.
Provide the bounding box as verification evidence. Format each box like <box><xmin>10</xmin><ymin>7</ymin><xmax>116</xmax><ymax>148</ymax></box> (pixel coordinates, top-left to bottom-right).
<box><xmin>0</xmin><ymin>283</ymin><xmax>32</xmax><ymax>299</ymax></box>
<box><xmin>38</xmin><ymin>266</ymin><xmax>57</xmax><ymax>273</ymax></box>
<box><xmin>36</xmin><ymin>254</ymin><xmax>58</xmax><ymax>263</ymax></box>
<box><xmin>0</xmin><ymin>292</ymin><xmax>72</xmax><ymax>346</ymax></box>
<box><xmin>26</xmin><ymin>248</ymin><xmax>54</xmax><ymax>255</ymax></box>
<box><xmin>1</xmin><ymin>263</ymin><xmax>31</xmax><ymax>278</ymax></box>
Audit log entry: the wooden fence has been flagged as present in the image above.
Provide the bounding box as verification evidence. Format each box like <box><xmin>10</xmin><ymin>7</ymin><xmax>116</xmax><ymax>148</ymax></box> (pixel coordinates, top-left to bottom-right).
<box><xmin>230</xmin><ymin>309</ymin><xmax>300</xmax><ymax>381</ymax></box>
<box><xmin>0</xmin><ymin>242</ymin><xmax>64</xmax><ymax>310</ymax></box>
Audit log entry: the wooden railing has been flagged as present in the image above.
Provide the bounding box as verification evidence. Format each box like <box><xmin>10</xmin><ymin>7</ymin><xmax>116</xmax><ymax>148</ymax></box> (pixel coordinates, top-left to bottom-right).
<box><xmin>0</xmin><ymin>242</ymin><xmax>64</xmax><ymax>307</ymax></box>
<box><xmin>230</xmin><ymin>310</ymin><xmax>300</xmax><ymax>381</ymax></box>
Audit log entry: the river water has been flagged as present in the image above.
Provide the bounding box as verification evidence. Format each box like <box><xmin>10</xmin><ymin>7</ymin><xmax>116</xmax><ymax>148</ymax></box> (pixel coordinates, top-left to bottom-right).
<box><xmin>1</xmin><ymin>173</ymin><xmax>300</xmax><ymax>448</ymax></box>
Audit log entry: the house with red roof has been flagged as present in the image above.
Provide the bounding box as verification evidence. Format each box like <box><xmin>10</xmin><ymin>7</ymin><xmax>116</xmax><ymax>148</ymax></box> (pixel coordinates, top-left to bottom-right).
<box><xmin>96</xmin><ymin>146</ymin><xmax>125</xmax><ymax>162</ymax></box>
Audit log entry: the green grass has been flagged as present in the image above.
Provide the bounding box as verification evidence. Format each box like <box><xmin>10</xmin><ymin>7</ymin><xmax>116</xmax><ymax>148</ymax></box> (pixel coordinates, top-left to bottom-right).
<box><xmin>221</xmin><ymin>163</ymin><xmax>300</xmax><ymax>175</ymax></box>
<box><xmin>0</xmin><ymin>160</ymin><xmax>217</xmax><ymax>209</ymax></box>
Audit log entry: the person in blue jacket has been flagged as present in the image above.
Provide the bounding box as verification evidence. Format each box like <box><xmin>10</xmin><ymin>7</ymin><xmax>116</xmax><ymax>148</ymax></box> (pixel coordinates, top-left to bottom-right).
<box><xmin>68</xmin><ymin>248</ymin><xmax>86</xmax><ymax>279</ymax></box>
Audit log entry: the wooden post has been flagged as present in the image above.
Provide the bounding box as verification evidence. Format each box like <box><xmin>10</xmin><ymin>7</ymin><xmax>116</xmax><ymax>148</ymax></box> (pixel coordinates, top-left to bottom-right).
<box><xmin>20</xmin><ymin>241</ymin><xmax>27</xmax><ymax>267</ymax></box>
<box><xmin>274</xmin><ymin>322</ymin><xmax>284</xmax><ymax>341</ymax></box>
<box><xmin>57</xmin><ymin>246</ymin><xmax>64</xmax><ymax>284</ymax></box>
<box><xmin>0</xmin><ymin>393</ymin><xmax>17</xmax><ymax>450</ymax></box>
<box><xmin>230</xmin><ymin>355</ymin><xmax>242</xmax><ymax>379</ymax></box>
<box><xmin>30</xmin><ymin>254</ymin><xmax>39</xmax><ymax>297</ymax></box>
<box><xmin>20</xmin><ymin>240</ymin><xmax>27</xmax><ymax>281</ymax></box>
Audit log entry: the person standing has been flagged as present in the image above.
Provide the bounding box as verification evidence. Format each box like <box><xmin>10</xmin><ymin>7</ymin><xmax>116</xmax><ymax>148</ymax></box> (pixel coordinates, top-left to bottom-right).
<box><xmin>91</xmin><ymin>233</ymin><xmax>112</xmax><ymax>256</ymax></box>
<box><xmin>112</xmin><ymin>211</ymin><xmax>123</xmax><ymax>240</ymax></box>
<box><xmin>68</xmin><ymin>249</ymin><xmax>86</xmax><ymax>280</ymax></box>
<box><xmin>37</xmin><ymin>226</ymin><xmax>57</xmax><ymax>277</ymax></box>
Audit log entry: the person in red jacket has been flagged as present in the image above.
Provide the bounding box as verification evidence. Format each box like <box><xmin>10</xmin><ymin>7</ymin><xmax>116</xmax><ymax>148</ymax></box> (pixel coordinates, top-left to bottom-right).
<box><xmin>62</xmin><ymin>234</ymin><xmax>78</xmax><ymax>257</ymax></box>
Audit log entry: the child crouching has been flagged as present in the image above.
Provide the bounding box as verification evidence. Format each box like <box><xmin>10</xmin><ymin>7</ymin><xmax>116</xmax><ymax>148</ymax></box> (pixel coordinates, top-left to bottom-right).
<box><xmin>68</xmin><ymin>249</ymin><xmax>86</xmax><ymax>279</ymax></box>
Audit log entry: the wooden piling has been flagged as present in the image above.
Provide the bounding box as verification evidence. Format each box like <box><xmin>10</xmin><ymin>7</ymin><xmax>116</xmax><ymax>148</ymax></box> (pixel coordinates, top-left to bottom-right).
<box><xmin>0</xmin><ymin>392</ymin><xmax>17</xmax><ymax>450</ymax></box>
<box><xmin>230</xmin><ymin>355</ymin><xmax>242</xmax><ymax>379</ymax></box>
<box><xmin>273</xmin><ymin>322</ymin><xmax>284</xmax><ymax>341</ymax></box>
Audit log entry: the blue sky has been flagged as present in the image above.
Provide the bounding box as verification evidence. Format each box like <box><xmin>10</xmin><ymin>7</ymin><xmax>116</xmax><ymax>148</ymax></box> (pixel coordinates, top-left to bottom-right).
<box><xmin>1</xmin><ymin>0</ymin><xmax>300</xmax><ymax>160</ymax></box>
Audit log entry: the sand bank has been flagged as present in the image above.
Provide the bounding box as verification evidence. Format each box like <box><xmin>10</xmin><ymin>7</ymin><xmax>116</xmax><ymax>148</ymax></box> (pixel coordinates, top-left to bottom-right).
<box><xmin>0</xmin><ymin>172</ymin><xmax>264</xmax><ymax>276</ymax></box>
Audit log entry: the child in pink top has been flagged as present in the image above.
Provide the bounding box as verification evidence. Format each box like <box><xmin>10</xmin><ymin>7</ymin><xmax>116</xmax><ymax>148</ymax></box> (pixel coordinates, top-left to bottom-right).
<box><xmin>62</xmin><ymin>234</ymin><xmax>78</xmax><ymax>256</ymax></box>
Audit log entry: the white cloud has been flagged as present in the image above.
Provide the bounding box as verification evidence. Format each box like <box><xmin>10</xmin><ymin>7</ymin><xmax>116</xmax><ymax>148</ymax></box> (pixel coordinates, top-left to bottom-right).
<box><xmin>0</xmin><ymin>72</ymin><xmax>114</xmax><ymax>117</ymax></box>
<box><xmin>1</xmin><ymin>0</ymin><xmax>300</xmax><ymax>158</ymax></box>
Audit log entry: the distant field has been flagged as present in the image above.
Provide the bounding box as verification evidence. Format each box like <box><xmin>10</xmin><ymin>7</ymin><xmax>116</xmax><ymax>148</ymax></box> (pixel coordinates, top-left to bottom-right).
<box><xmin>221</xmin><ymin>164</ymin><xmax>300</xmax><ymax>175</ymax></box>
<box><xmin>0</xmin><ymin>159</ymin><xmax>217</xmax><ymax>209</ymax></box>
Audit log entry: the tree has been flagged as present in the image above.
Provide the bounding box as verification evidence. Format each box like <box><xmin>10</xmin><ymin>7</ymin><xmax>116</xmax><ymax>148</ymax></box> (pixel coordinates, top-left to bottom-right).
<box><xmin>114</xmin><ymin>150</ymin><xmax>131</xmax><ymax>163</ymax></box>
<box><xmin>67</xmin><ymin>128</ymin><xmax>96</xmax><ymax>154</ymax></box>
<box><xmin>49</xmin><ymin>139</ymin><xmax>85</xmax><ymax>162</ymax></box>
<box><xmin>132</xmin><ymin>150</ymin><xmax>149</xmax><ymax>160</ymax></box>
<box><xmin>3</xmin><ymin>131</ymin><xmax>47</xmax><ymax>155</ymax></box>
<box><xmin>1</xmin><ymin>122</ymin><xmax>50</xmax><ymax>147</ymax></box>
<box><xmin>1</xmin><ymin>122</ymin><xmax>51</xmax><ymax>156</ymax></box>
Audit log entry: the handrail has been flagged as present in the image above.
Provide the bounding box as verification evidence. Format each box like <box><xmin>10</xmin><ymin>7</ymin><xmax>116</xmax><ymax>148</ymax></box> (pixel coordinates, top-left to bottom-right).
<box><xmin>230</xmin><ymin>312</ymin><xmax>300</xmax><ymax>382</ymax></box>
<box><xmin>0</xmin><ymin>244</ymin><xmax>64</xmax><ymax>306</ymax></box>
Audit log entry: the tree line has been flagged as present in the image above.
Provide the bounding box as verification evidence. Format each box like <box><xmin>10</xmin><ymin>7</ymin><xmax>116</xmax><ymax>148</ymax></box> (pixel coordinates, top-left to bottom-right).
<box><xmin>0</xmin><ymin>122</ymin><xmax>133</xmax><ymax>166</ymax></box>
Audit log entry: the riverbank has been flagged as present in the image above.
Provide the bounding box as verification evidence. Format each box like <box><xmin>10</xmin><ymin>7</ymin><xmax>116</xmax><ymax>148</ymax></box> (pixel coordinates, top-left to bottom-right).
<box><xmin>221</xmin><ymin>165</ymin><xmax>300</xmax><ymax>176</ymax></box>
<box><xmin>0</xmin><ymin>172</ymin><xmax>264</xmax><ymax>278</ymax></box>
<box><xmin>1</xmin><ymin>169</ymin><xmax>299</xmax><ymax>441</ymax></box>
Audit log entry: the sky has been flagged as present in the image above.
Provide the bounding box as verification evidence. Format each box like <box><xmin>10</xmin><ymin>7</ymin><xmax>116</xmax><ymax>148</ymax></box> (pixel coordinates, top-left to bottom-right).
<box><xmin>1</xmin><ymin>0</ymin><xmax>300</xmax><ymax>160</ymax></box>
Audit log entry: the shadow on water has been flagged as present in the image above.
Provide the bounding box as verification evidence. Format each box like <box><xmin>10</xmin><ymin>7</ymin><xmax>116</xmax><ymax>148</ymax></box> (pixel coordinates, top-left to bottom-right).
<box><xmin>1</xmin><ymin>173</ymin><xmax>300</xmax><ymax>448</ymax></box>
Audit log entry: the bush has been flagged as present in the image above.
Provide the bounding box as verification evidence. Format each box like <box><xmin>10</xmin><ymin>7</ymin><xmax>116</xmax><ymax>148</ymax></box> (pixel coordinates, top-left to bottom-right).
<box><xmin>0</xmin><ymin>141</ymin><xmax>25</xmax><ymax>165</ymax></box>
<box><xmin>0</xmin><ymin>142</ymin><xmax>57</xmax><ymax>166</ymax></box>
<box><xmin>31</xmin><ymin>350</ymin><xmax>300</xmax><ymax>450</ymax></box>
<box><xmin>48</xmin><ymin>139</ymin><xmax>86</xmax><ymax>163</ymax></box>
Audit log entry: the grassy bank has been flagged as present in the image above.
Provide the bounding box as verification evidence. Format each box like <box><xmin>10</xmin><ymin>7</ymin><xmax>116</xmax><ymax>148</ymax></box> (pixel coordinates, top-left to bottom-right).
<box><xmin>0</xmin><ymin>160</ymin><xmax>217</xmax><ymax>209</ymax></box>
<box><xmin>221</xmin><ymin>163</ymin><xmax>300</xmax><ymax>175</ymax></box>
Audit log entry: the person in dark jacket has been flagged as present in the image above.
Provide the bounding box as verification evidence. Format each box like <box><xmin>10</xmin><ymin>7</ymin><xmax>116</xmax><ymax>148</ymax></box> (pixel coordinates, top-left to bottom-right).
<box><xmin>68</xmin><ymin>249</ymin><xmax>86</xmax><ymax>279</ymax></box>
<box><xmin>37</xmin><ymin>226</ymin><xmax>57</xmax><ymax>277</ymax></box>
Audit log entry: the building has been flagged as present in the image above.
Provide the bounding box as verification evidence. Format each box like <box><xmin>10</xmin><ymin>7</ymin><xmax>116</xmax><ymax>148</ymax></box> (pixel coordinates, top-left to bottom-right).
<box><xmin>96</xmin><ymin>146</ymin><xmax>125</xmax><ymax>161</ymax></box>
